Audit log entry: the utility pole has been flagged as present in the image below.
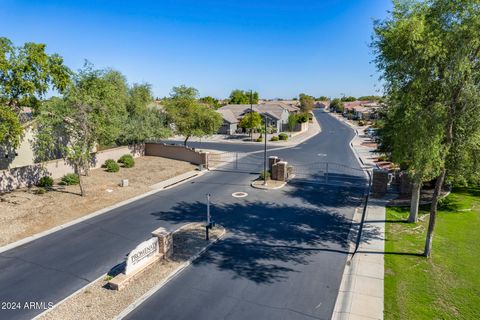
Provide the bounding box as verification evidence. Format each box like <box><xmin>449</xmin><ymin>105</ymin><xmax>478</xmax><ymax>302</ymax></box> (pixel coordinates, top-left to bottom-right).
<box><xmin>263</xmin><ymin>114</ymin><xmax>268</xmax><ymax>186</ymax></box>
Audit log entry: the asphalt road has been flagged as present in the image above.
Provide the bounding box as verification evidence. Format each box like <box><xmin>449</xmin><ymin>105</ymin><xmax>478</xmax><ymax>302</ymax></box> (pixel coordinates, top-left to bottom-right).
<box><xmin>0</xmin><ymin>110</ymin><xmax>369</xmax><ymax>320</ymax></box>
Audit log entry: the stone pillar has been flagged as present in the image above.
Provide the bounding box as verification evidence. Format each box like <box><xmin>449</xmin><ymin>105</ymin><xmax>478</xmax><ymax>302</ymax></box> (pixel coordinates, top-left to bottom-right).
<box><xmin>398</xmin><ymin>171</ymin><xmax>413</xmax><ymax>195</ymax></box>
<box><xmin>272</xmin><ymin>163</ymin><xmax>279</xmax><ymax>180</ymax></box>
<box><xmin>372</xmin><ymin>169</ymin><xmax>389</xmax><ymax>197</ymax></box>
<box><xmin>201</xmin><ymin>152</ymin><xmax>209</xmax><ymax>169</ymax></box>
<box><xmin>275</xmin><ymin>161</ymin><xmax>288</xmax><ymax>182</ymax></box>
<box><xmin>151</xmin><ymin>227</ymin><xmax>173</xmax><ymax>259</ymax></box>
<box><xmin>268</xmin><ymin>156</ymin><xmax>279</xmax><ymax>172</ymax></box>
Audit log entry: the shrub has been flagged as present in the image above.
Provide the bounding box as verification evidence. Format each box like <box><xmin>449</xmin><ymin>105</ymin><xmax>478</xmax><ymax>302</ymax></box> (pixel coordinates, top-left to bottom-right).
<box><xmin>297</xmin><ymin>113</ymin><xmax>309</xmax><ymax>123</ymax></box>
<box><xmin>259</xmin><ymin>170</ymin><xmax>271</xmax><ymax>180</ymax></box>
<box><xmin>270</xmin><ymin>136</ymin><xmax>279</xmax><ymax>141</ymax></box>
<box><xmin>104</xmin><ymin>159</ymin><xmax>120</xmax><ymax>172</ymax></box>
<box><xmin>35</xmin><ymin>187</ymin><xmax>46</xmax><ymax>195</ymax></box>
<box><xmin>37</xmin><ymin>176</ymin><xmax>53</xmax><ymax>188</ymax></box>
<box><xmin>358</xmin><ymin>120</ymin><xmax>365</xmax><ymax>126</ymax></box>
<box><xmin>256</xmin><ymin>137</ymin><xmax>263</xmax><ymax>142</ymax></box>
<box><xmin>118</xmin><ymin>154</ymin><xmax>135</xmax><ymax>168</ymax></box>
<box><xmin>278</xmin><ymin>133</ymin><xmax>289</xmax><ymax>141</ymax></box>
<box><xmin>60</xmin><ymin>173</ymin><xmax>80</xmax><ymax>185</ymax></box>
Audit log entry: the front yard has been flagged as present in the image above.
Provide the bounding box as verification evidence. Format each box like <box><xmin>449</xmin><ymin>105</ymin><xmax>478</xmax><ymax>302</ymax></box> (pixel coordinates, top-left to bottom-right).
<box><xmin>384</xmin><ymin>187</ymin><xmax>480</xmax><ymax>319</ymax></box>
<box><xmin>0</xmin><ymin>156</ymin><xmax>196</xmax><ymax>247</ymax></box>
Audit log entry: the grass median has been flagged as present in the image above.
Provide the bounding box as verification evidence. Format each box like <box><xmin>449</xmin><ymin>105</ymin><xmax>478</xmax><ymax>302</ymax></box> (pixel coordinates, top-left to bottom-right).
<box><xmin>384</xmin><ymin>186</ymin><xmax>480</xmax><ymax>319</ymax></box>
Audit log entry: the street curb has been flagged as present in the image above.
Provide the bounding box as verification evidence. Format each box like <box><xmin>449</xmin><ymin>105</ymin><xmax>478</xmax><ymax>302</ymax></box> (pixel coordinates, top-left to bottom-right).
<box><xmin>250</xmin><ymin>180</ymin><xmax>287</xmax><ymax>190</ymax></box>
<box><xmin>0</xmin><ymin>169</ymin><xmax>208</xmax><ymax>254</ymax></box>
<box><xmin>114</xmin><ymin>226</ymin><xmax>227</xmax><ymax>320</ymax></box>
<box><xmin>33</xmin><ymin>223</ymin><xmax>226</xmax><ymax>320</ymax></box>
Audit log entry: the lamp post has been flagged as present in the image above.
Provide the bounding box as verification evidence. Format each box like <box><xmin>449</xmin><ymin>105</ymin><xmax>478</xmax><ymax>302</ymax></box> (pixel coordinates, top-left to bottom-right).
<box><xmin>250</xmin><ymin>90</ymin><xmax>253</xmax><ymax>142</ymax></box>
<box><xmin>263</xmin><ymin>114</ymin><xmax>268</xmax><ymax>186</ymax></box>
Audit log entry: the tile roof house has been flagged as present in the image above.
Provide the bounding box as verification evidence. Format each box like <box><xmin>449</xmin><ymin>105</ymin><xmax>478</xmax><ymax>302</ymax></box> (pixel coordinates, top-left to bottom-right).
<box><xmin>216</xmin><ymin>103</ymin><xmax>292</xmax><ymax>134</ymax></box>
<box><xmin>342</xmin><ymin>101</ymin><xmax>382</xmax><ymax>120</ymax></box>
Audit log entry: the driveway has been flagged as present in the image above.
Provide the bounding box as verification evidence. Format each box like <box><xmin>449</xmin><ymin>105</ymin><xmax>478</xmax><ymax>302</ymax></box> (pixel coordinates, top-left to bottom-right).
<box><xmin>0</xmin><ymin>110</ymin><xmax>371</xmax><ymax>320</ymax></box>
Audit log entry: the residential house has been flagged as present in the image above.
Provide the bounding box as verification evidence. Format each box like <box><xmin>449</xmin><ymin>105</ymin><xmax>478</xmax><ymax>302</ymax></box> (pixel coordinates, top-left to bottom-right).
<box><xmin>216</xmin><ymin>103</ymin><xmax>294</xmax><ymax>134</ymax></box>
<box><xmin>217</xmin><ymin>109</ymin><xmax>239</xmax><ymax>135</ymax></box>
<box><xmin>342</xmin><ymin>101</ymin><xmax>381</xmax><ymax>120</ymax></box>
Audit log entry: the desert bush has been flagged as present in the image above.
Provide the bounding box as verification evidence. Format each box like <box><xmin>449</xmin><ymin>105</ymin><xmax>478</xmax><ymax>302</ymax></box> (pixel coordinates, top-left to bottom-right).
<box><xmin>35</xmin><ymin>187</ymin><xmax>46</xmax><ymax>195</ymax></box>
<box><xmin>118</xmin><ymin>154</ymin><xmax>135</xmax><ymax>168</ymax></box>
<box><xmin>270</xmin><ymin>136</ymin><xmax>279</xmax><ymax>141</ymax></box>
<box><xmin>259</xmin><ymin>170</ymin><xmax>271</xmax><ymax>180</ymax></box>
<box><xmin>297</xmin><ymin>113</ymin><xmax>309</xmax><ymax>123</ymax></box>
<box><xmin>104</xmin><ymin>159</ymin><xmax>120</xmax><ymax>172</ymax></box>
<box><xmin>256</xmin><ymin>137</ymin><xmax>263</xmax><ymax>142</ymax></box>
<box><xmin>278</xmin><ymin>133</ymin><xmax>289</xmax><ymax>141</ymax></box>
<box><xmin>60</xmin><ymin>173</ymin><xmax>80</xmax><ymax>185</ymax></box>
<box><xmin>37</xmin><ymin>176</ymin><xmax>53</xmax><ymax>188</ymax></box>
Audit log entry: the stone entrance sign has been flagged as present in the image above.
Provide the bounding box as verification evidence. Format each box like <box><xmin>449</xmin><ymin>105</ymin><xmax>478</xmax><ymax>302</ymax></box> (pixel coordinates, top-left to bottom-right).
<box><xmin>125</xmin><ymin>237</ymin><xmax>159</xmax><ymax>275</ymax></box>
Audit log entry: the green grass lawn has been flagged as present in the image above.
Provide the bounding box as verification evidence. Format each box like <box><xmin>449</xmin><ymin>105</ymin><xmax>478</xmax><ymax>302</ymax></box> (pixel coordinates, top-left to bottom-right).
<box><xmin>384</xmin><ymin>186</ymin><xmax>480</xmax><ymax>319</ymax></box>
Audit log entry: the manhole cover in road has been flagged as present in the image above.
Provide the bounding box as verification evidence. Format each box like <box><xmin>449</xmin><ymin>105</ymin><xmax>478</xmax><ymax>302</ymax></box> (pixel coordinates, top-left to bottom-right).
<box><xmin>232</xmin><ymin>192</ymin><xmax>248</xmax><ymax>198</ymax></box>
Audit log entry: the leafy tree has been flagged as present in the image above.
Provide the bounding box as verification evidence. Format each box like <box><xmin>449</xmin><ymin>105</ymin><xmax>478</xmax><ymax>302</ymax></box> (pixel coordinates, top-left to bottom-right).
<box><xmin>34</xmin><ymin>65</ymin><xmax>132</xmax><ymax>196</ymax></box>
<box><xmin>0</xmin><ymin>106</ymin><xmax>23</xmax><ymax>149</ymax></box>
<box><xmin>358</xmin><ymin>95</ymin><xmax>383</xmax><ymax>102</ymax></box>
<box><xmin>287</xmin><ymin>114</ymin><xmax>298</xmax><ymax>132</ymax></box>
<box><xmin>373</xmin><ymin>0</ymin><xmax>480</xmax><ymax>256</ymax></box>
<box><xmin>239</xmin><ymin>111</ymin><xmax>262</xmax><ymax>133</ymax></box>
<box><xmin>341</xmin><ymin>96</ymin><xmax>356</xmax><ymax>102</ymax></box>
<box><xmin>165</xmin><ymin>86</ymin><xmax>222</xmax><ymax>145</ymax></box>
<box><xmin>170</xmin><ymin>85</ymin><xmax>199</xmax><ymax>100</ymax></box>
<box><xmin>299</xmin><ymin>93</ymin><xmax>315</xmax><ymax>112</ymax></box>
<box><xmin>316</xmin><ymin>96</ymin><xmax>329</xmax><ymax>101</ymax></box>
<box><xmin>117</xmin><ymin>108</ymin><xmax>171</xmax><ymax>145</ymax></box>
<box><xmin>0</xmin><ymin>37</ymin><xmax>71</xmax><ymax>147</ymax></box>
<box><xmin>330</xmin><ymin>98</ymin><xmax>344</xmax><ymax>113</ymax></box>
<box><xmin>127</xmin><ymin>83</ymin><xmax>153</xmax><ymax>116</ymax></box>
<box><xmin>199</xmin><ymin>96</ymin><xmax>221</xmax><ymax>109</ymax></box>
<box><xmin>229</xmin><ymin>90</ymin><xmax>258</xmax><ymax>104</ymax></box>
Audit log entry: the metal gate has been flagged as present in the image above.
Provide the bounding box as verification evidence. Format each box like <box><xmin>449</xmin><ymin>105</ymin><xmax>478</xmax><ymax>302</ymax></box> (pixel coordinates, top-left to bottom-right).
<box><xmin>208</xmin><ymin>152</ymin><xmax>264</xmax><ymax>173</ymax></box>
<box><xmin>288</xmin><ymin>161</ymin><xmax>368</xmax><ymax>187</ymax></box>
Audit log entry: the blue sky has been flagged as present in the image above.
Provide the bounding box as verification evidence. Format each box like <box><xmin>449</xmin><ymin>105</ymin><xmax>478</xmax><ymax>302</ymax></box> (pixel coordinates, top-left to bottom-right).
<box><xmin>0</xmin><ymin>0</ymin><xmax>392</xmax><ymax>99</ymax></box>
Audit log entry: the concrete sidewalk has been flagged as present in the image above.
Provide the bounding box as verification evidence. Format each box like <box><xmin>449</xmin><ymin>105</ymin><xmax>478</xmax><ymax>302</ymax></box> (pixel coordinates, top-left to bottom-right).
<box><xmin>329</xmin><ymin>112</ymin><xmax>386</xmax><ymax>320</ymax></box>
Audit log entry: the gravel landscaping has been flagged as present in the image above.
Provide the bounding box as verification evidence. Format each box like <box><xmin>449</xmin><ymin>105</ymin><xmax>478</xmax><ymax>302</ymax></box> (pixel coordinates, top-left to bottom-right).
<box><xmin>0</xmin><ymin>156</ymin><xmax>196</xmax><ymax>247</ymax></box>
<box><xmin>38</xmin><ymin>223</ymin><xmax>225</xmax><ymax>320</ymax></box>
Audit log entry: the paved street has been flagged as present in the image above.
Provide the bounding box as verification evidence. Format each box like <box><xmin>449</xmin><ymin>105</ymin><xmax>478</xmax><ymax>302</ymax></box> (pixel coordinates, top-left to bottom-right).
<box><xmin>0</xmin><ymin>110</ymin><xmax>370</xmax><ymax>320</ymax></box>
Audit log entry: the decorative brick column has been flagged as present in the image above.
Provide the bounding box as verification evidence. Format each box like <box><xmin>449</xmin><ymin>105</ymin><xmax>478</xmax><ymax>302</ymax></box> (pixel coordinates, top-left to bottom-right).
<box><xmin>151</xmin><ymin>227</ymin><xmax>173</xmax><ymax>259</ymax></box>
<box><xmin>275</xmin><ymin>161</ymin><xmax>288</xmax><ymax>182</ymax></box>
<box><xmin>372</xmin><ymin>168</ymin><xmax>389</xmax><ymax>197</ymax></box>
<box><xmin>268</xmin><ymin>156</ymin><xmax>279</xmax><ymax>172</ymax></box>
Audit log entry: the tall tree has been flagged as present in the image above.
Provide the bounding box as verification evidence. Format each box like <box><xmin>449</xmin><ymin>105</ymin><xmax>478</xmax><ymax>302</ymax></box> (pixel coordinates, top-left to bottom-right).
<box><xmin>0</xmin><ymin>37</ymin><xmax>71</xmax><ymax>148</ymax></box>
<box><xmin>239</xmin><ymin>111</ymin><xmax>262</xmax><ymax>133</ymax></box>
<box><xmin>330</xmin><ymin>98</ymin><xmax>344</xmax><ymax>113</ymax></box>
<box><xmin>229</xmin><ymin>90</ymin><xmax>258</xmax><ymax>104</ymax></box>
<box><xmin>199</xmin><ymin>96</ymin><xmax>221</xmax><ymax>109</ymax></box>
<box><xmin>299</xmin><ymin>93</ymin><xmax>315</xmax><ymax>113</ymax></box>
<box><xmin>35</xmin><ymin>65</ymin><xmax>131</xmax><ymax>195</ymax></box>
<box><xmin>165</xmin><ymin>86</ymin><xmax>222</xmax><ymax>145</ymax></box>
<box><xmin>373</xmin><ymin>0</ymin><xmax>480</xmax><ymax>256</ymax></box>
<box><xmin>127</xmin><ymin>83</ymin><xmax>153</xmax><ymax>116</ymax></box>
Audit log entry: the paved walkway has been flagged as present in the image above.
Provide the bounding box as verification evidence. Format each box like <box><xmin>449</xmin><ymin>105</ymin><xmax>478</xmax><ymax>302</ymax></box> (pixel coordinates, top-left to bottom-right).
<box><xmin>329</xmin><ymin>112</ymin><xmax>386</xmax><ymax>320</ymax></box>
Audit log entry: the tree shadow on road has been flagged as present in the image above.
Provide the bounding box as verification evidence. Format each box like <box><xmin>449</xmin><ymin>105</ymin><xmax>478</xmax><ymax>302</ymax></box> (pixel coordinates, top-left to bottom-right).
<box><xmin>150</xmin><ymin>180</ymin><xmax>380</xmax><ymax>284</ymax></box>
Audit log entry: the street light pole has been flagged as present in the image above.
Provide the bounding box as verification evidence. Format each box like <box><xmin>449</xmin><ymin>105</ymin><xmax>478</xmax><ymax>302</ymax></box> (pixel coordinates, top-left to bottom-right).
<box><xmin>250</xmin><ymin>90</ymin><xmax>253</xmax><ymax>142</ymax></box>
<box><xmin>263</xmin><ymin>114</ymin><xmax>268</xmax><ymax>186</ymax></box>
